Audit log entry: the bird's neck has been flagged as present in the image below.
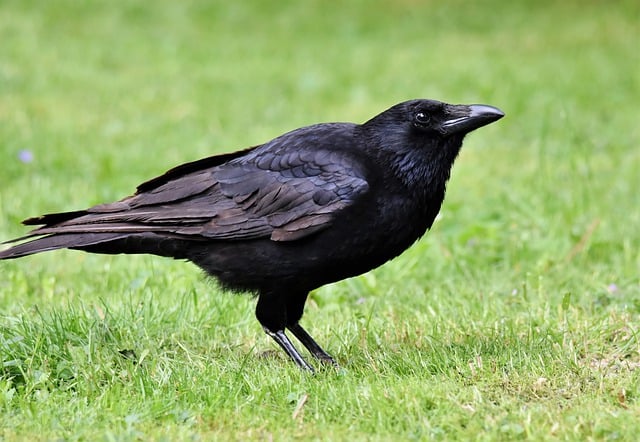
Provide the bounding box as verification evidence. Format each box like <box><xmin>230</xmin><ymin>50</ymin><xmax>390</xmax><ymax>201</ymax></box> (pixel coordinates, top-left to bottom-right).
<box><xmin>389</xmin><ymin>138</ymin><xmax>462</xmax><ymax>201</ymax></box>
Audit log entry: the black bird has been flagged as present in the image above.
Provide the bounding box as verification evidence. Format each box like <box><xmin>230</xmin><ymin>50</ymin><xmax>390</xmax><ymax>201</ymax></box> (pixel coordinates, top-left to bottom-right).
<box><xmin>0</xmin><ymin>99</ymin><xmax>504</xmax><ymax>371</ymax></box>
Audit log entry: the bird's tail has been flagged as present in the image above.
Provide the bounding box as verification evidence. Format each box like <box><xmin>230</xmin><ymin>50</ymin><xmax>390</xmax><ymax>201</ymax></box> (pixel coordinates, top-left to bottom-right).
<box><xmin>0</xmin><ymin>230</ymin><xmax>196</xmax><ymax>260</ymax></box>
<box><xmin>1</xmin><ymin>206</ymin><xmax>198</xmax><ymax>260</ymax></box>
<box><xmin>0</xmin><ymin>232</ymin><xmax>132</xmax><ymax>259</ymax></box>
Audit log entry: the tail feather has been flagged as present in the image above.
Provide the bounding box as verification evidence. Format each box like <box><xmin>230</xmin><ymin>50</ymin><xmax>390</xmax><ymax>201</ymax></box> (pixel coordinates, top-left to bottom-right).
<box><xmin>0</xmin><ymin>233</ymin><xmax>129</xmax><ymax>259</ymax></box>
<box><xmin>22</xmin><ymin>210</ymin><xmax>89</xmax><ymax>226</ymax></box>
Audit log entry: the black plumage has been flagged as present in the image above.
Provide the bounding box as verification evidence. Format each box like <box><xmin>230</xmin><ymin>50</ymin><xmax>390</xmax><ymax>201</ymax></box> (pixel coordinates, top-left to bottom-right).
<box><xmin>0</xmin><ymin>99</ymin><xmax>504</xmax><ymax>371</ymax></box>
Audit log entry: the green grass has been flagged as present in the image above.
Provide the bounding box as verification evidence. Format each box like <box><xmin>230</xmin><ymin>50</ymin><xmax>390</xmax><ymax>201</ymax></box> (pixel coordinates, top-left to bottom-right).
<box><xmin>1</xmin><ymin>0</ymin><xmax>639</xmax><ymax>440</ymax></box>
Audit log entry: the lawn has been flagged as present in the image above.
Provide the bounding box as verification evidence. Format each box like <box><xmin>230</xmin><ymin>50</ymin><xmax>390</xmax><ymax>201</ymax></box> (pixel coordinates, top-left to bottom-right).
<box><xmin>1</xmin><ymin>0</ymin><xmax>639</xmax><ymax>440</ymax></box>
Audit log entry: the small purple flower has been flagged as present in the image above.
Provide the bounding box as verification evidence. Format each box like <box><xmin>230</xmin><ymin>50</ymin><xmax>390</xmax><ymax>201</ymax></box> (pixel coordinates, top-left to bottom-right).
<box><xmin>607</xmin><ymin>283</ymin><xmax>619</xmax><ymax>294</ymax></box>
<box><xmin>18</xmin><ymin>150</ymin><xmax>34</xmax><ymax>163</ymax></box>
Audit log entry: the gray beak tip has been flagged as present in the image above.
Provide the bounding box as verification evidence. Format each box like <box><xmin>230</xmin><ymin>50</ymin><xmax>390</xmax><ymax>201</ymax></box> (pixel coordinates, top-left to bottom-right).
<box><xmin>441</xmin><ymin>103</ymin><xmax>505</xmax><ymax>135</ymax></box>
<box><xmin>468</xmin><ymin>104</ymin><xmax>505</xmax><ymax>120</ymax></box>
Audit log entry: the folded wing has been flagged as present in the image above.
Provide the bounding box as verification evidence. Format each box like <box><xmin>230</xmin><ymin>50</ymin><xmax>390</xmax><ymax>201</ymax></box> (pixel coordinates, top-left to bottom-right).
<box><xmin>8</xmin><ymin>131</ymin><xmax>369</xmax><ymax>249</ymax></box>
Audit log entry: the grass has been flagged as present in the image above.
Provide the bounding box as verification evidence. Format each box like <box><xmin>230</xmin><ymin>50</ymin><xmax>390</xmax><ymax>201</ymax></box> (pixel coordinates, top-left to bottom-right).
<box><xmin>1</xmin><ymin>0</ymin><xmax>639</xmax><ymax>440</ymax></box>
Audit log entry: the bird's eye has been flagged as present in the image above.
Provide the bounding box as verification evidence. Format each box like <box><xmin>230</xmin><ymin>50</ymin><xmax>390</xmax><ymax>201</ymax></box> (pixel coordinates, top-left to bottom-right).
<box><xmin>414</xmin><ymin>112</ymin><xmax>431</xmax><ymax>125</ymax></box>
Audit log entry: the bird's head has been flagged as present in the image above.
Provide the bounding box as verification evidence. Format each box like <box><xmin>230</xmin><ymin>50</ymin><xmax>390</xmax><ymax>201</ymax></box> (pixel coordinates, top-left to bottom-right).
<box><xmin>361</xmin><ymin>98</ymin><xmax>504</xmax><ymax>194</ymax></box>
<box><xmin>365</xmin><ymin>98</ymin><xmax>504</xmax><ymax>141</ymax></box>
<box><xmin>362</xmin><ymin>98</ymin><xmax>504</xmax><ymax>164</ymax></box>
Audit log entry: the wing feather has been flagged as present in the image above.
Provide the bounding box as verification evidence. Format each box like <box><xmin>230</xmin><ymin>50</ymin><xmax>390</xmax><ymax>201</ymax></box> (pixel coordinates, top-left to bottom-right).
<box><xmin>21</xmin><ymin>124</ymin><xmax>369</xmax><ymax>243</ymax></box>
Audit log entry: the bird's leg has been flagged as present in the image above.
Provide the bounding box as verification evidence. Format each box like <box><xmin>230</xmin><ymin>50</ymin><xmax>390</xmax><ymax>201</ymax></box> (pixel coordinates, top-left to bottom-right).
<box><xmin>255</xmin><ymin>293</ymin><xmax>314</xmax><ymax>372</ymax></box>
<box><xmin>285</xmin><ymin>291</ymin><xmax>338</xmax><ymax>366</ymax></box>
<box><xmin>262</xmin><ymin>328</ymin><xmax>314</xmax><ymax>372</ymax></box>
<box><xmin>287</xmin><ymin>323</ymin><xmax>337</xmax><ymax>366</ymax></box>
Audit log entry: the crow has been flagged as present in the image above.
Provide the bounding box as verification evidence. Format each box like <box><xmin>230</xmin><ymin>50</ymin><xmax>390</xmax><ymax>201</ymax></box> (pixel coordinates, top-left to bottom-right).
<box><xmin>0</xmin><ymin>99</ymin><xmax>504</xmax><ymax>371</ymax></box>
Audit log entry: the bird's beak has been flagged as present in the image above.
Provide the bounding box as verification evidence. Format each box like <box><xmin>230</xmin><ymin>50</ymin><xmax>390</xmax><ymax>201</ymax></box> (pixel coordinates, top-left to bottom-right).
<box><xmin>440</xmin><ymin>104</ymin><xmax>505</xmax><ymax>136</ymax></box>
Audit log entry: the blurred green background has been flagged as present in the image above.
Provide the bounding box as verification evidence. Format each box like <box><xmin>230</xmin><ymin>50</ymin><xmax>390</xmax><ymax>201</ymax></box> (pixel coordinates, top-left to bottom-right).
<box><xmin>1</xmin><ymin>0</ymin><xmax>639</xmax><ymax>440</ymax></box>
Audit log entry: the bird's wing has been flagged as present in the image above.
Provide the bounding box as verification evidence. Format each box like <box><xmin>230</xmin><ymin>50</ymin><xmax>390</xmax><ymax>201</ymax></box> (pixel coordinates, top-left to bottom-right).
<box><xmin>206</xmin><ymin>145</ymin><xmax>370</xmax><ymax>241</ymax></box>
<box><xmin>24</xmin><ymin>133</ymin><xmax>369</xmax><ymax>242</ymax></box>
